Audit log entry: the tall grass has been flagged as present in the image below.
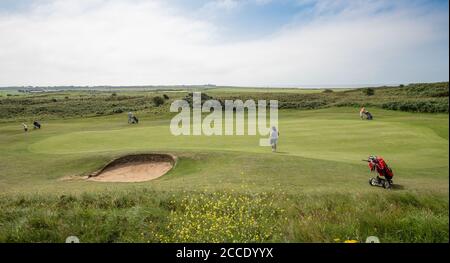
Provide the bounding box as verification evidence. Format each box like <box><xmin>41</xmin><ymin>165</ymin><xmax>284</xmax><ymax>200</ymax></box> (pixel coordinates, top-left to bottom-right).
<box><xmin>0</xmin><ymin>190</ymin><xmax>447</xmax><ymax>243</ymax></box>
<box><xmin>158</xmin><ymin>191</ymin><xmax>285</xmax><ymax>243</ymax></box>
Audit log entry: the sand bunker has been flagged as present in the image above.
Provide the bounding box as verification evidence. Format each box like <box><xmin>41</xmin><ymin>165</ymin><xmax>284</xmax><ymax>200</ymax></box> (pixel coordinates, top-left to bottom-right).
<box><xmin>88</xmin><ymin>154</ymin><xmax>176</xmax><ymax>183</ymax></box>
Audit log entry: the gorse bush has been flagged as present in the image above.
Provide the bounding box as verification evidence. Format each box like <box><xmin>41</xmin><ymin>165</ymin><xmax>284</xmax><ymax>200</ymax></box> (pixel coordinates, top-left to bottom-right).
<box><xmin>183</xmin><ymin>92</ymin><xmax>214</xmax><ymax>107</ymax></box>
<box><xmin>403</xmin><ymin>82</ymin><xmax>449</xmax><ymax>97</ymax></box>
<box><xmin>152</xmin><ymin>96</ymin><xmax>165</xmax><ymax>107</ymax></box>
<box><xmin>0</xmin><ymin>92</ymin><xmax>156</xmax><ymax>121</ymax></box>
<box><xmin>0</xmin><ymin>82</ymin><xmax>448</xmax><ymax>122</ymax></box>
<box><xmin>381</xmin><ymin>100</ymin><xmax>449</xmax><ymax>113</ymax></box>
<box><xmin>158</xmin><ymin>191</ymin><xmax>285</xmax><ymax>243</ymax></box>
<box><xmin>214</xmin><ymin>82</ymin><xmax>448</xmax><ymax>113</ymax></box>
<box><xmin>278</xmin><ymin>100</ymin><xmax>328</xmax><ymax>110</ymax></box>
<box><xmin>364</xmin><ymin>88</ymin><xmax>375</xmax><ymax>96</ymax></box>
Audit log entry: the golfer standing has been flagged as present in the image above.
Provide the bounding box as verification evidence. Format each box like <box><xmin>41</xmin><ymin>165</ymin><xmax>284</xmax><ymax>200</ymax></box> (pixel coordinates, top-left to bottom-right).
<box><xmin>128</xmin><ymin>112</ymin><xmax>134</xmax><ymax>124</ymax></box>
<box><xmin>270</xmin><ymin>126</ymin><xmax>279</xmax><ymax>152</ymax></box>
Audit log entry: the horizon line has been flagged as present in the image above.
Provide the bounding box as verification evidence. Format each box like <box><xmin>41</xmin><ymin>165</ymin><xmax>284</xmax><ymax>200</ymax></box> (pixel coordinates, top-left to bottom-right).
<box><xmin>1</xmin><ymin>81</ymin><xmax>448</xmax><ymax>89</ymax></box>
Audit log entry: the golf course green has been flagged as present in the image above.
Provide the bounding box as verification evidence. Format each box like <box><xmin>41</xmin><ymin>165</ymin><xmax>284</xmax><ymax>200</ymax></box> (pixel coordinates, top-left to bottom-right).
<box><xmin>0</xmin><ymin>88</ymin><xmax>448</xmax><ymax>243</ymax></box>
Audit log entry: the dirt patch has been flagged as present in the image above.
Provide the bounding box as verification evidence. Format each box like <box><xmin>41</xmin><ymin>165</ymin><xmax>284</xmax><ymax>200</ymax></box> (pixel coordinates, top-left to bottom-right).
<box><xmin>88</xmin><ymin>153</ymin><xmax>176</xmax><ymax>183</ymax></box>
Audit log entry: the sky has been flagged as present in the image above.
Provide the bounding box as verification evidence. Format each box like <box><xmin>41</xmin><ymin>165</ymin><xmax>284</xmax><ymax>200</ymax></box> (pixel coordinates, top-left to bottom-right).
<box><xmin>0</xmin><ymin>0</ymin><xmax>448</xmax><ymax>87</ymax></box>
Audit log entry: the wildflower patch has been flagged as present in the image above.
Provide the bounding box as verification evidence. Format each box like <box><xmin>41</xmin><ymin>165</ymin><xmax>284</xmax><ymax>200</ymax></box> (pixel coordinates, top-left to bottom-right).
<box><xmin>157</xmin><ymin>191</ymin><xmax>285</xmax><ymax>243</ymax></box>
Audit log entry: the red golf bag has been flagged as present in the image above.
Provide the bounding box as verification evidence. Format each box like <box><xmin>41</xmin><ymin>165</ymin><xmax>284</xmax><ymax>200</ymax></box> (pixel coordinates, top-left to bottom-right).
<box><xmin>368</xmin><ymin>156</ymin><xmax>394</xmax><ymax>180</ymax></box>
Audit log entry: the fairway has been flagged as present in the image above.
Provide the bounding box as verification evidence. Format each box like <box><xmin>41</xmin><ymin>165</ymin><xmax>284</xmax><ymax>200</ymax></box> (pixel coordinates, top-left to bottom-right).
<box><xmin>0</xmin><ymin>106</ymin><xmax>448</xmax><ymax>242</ymax></box>
<box><xmin>1</xmin><ymin>107</ymin><xmax>448</xmax><ymax>193</ymax></box>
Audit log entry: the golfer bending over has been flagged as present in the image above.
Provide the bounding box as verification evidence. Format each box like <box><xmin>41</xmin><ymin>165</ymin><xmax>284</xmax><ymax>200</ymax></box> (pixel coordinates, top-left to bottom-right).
<box><xmin>360</xmin><ymin>106</ymin><xmax>366</xmax><ymax>119</ymax></box>
<box><xmin>270</xmin><ymin>126</ymin><xmax>279</xmax><ymax>152</ymax></box>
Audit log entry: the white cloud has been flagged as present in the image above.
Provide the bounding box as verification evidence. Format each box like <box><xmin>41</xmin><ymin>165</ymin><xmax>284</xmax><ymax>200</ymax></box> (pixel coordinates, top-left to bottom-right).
<box><xmin>0</xmin><ymin>0</ymin><xmax>448</xmax><ymax>86</ymax></box>
<box><xmin>208</xmin><ymin>0</ymin><xmax>241</xmax><ymax>10</ymax></box>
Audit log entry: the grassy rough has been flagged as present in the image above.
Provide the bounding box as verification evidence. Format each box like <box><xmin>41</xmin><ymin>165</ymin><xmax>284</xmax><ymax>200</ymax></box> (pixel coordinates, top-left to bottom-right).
<box><xmin>0</xmin><ymin>190</ymin><xmax>447</xmax><ymax>243</ymax></box>
<box><xmin>0</xmin><ymin>82</ymin><xmax>448</xmax><ymax>123</ymax></box>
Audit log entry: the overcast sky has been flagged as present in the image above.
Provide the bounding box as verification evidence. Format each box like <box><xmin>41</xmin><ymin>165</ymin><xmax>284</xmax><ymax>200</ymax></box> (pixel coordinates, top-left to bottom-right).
<box><xmin>0</xmin><ymin>0</ymin><xmax>448</xmax><ymax>87</ymax></box>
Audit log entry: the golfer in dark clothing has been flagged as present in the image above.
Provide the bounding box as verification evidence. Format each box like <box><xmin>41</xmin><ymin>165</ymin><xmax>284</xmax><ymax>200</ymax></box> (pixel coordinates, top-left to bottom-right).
<box><xmin>33</xmin><ymin>121</ymin><xmax>41</xmax><ymax>129</ymax></box>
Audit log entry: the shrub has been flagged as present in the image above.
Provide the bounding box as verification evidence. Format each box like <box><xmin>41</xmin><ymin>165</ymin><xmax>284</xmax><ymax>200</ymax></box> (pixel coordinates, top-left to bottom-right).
<box><xmin>364</xmin><ymin>88</ymin><xmax>375</xmax><ymax>96</ymax></box>
<box><xmin>112</xmin><ymin>108</ymin><xmax>124</xmax><ymax>114</ymax></box>
<box><xmin>163</xmin><ymin>94</ymin><xmax>169</xmax><ymax>100</ymax></box>
<box><xmin>381</xmin><ymin>100</ymin><xmax>448</xmax><ymax>113</ymax></box>
<box><xmin>323</xmin><ymin>89</ymin><xmax>334</xmax><ymax>93</ymax></box>
<box><xmin>184</xmin><ymin>92</ymin><xmax>213</xmax><ymax>107</ymax></box>
<box><xmin>152</xmin><ymin>96</ymin><xmax>165</xmax><ymax>107</ymax></box>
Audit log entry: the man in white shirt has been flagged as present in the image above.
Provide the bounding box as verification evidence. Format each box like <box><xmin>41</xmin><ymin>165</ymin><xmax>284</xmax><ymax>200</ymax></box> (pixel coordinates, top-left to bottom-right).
<box><xmin>128</xmin><ymin>112</ymin><xmax>134</xmax><ymax>124</ymax></box>
<box><xmin>270</xmin><ymin>126</ymin><xmax>279</xmax><ymax>152</ymax></box>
